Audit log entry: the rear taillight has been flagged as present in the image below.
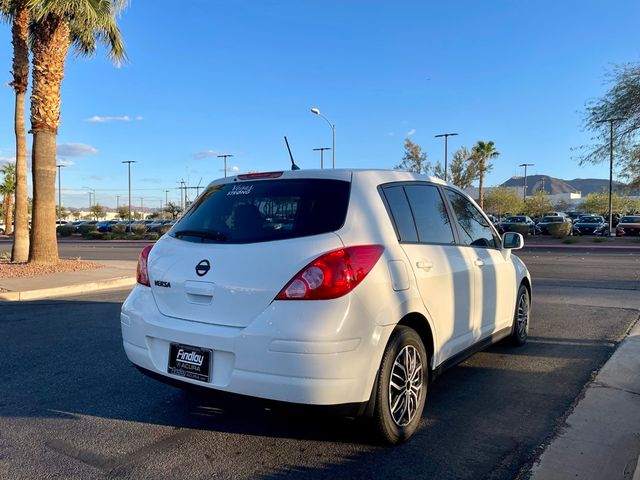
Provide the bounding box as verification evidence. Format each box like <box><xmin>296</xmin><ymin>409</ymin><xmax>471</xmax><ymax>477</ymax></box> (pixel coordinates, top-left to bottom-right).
<box><xmin>275</xmin><ymin>245</ymin><xmax>384</xmax><ymax>300</ymax></box>
<box><xmin>136</xmin><ymin>244</ymin><xmax>153</xmax><ymax>287</ymax></box>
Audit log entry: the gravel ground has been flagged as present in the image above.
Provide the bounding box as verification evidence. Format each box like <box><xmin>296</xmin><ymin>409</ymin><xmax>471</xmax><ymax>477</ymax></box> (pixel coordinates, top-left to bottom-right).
<box><xmin>0</xmin><ymin>258</ymin><xmax>103</xmax><ymax>280</ymax></box>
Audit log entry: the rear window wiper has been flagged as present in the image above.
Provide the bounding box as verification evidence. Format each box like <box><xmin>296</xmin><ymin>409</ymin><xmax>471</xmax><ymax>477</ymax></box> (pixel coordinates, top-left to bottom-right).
<box><xmin>172</xmin><ymin>229</ymin><xmax>227</xmax><ymax>242</ymax></box>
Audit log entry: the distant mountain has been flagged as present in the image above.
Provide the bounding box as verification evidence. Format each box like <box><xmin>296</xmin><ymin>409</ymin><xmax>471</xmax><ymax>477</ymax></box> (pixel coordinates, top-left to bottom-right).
<box><xmin>500</xmin><ymin>175</ymin><xmax>638</xmax><ymax>196</ymax></box>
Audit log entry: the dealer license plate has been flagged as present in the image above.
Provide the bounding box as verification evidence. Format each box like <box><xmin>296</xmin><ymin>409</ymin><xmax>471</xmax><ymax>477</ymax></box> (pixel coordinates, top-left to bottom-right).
<box><xmin>168</xmin><ymin>343</ymin><xmax>211</xmax><ymax>382</ymax></box>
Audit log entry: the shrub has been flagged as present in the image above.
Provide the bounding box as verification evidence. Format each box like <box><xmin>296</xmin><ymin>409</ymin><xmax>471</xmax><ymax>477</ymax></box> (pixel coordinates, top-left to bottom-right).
<box><xmin>57</xmin><ymin>225</ymin><xmax>75</xmax><ymax>237</ymax></box>
<box><xmin>79</xmin><ymin>224</ymin><xmax>97</xmax><ymax>238</ymax></box>
<box><xmin>145</xmin><ymin>232</ymin><xmax>159</xmax><ymax>241</ymax></box>
<box><xmin>547</xmin><ymin>222</ymin><xmax>572</xmax><ymax>238</ymax></box>
<box><xmin>111</xmin><ymin>232</ymin><xmax>127</xmax><ymax>240</ymax></box>
<box><xmin>86</xmin><ymin>231</ymin><xmax>104</xmax><ymax>240</ymax></box>
<box><xmin>111</xmin><ymin>224</ymin><xmax>126</xmax><ymax>234</ymax></box>
<box><xmin>102</xmin><ymin>233</ymin><xmax>113</xmax><ymax>240</ymax></box>
<box><xmin>131</xmin><ymin>224</ymin><xmax>147</xmax><ymax>236</ymax></box>
<box><xmin>159</xmin><ymin>225</ymin><xmax>172</xmax><ymax>236</ymax></box>
<box><xmin>131</xmin><ymin>234</ymin><xmax>145</xmax><ymax>240</ymax></box>
<box><xmin>562</xmin><ymin>237</ymin><xmax>577</xmax><ymax>244</ymax></box>
<box><xmin>592</xmin><ymin>237</ymin><xmax>605</xmax><ymax>243</ymax></box>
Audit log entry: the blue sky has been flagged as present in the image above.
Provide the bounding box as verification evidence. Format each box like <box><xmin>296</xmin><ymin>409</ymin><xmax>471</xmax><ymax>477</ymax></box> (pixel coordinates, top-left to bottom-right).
<box><xmin>0</xmin><ymin>0</ymin><xmax>639</xmax><ymax>209</ymax></box>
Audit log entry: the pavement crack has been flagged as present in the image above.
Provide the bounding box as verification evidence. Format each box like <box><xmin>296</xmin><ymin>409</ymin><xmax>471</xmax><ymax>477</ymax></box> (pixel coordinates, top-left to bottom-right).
<box><xmin>591</xmin><ymin>381</ymin><xmax>640</xmax><ymax>397</ymax></box>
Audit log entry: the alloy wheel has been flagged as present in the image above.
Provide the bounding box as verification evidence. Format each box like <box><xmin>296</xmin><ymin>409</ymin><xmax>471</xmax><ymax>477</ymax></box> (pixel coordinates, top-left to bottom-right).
<box><xmin>388</xmin><ymin>345</ymin><xmax>423</xmax><ymax>427</ymax></box>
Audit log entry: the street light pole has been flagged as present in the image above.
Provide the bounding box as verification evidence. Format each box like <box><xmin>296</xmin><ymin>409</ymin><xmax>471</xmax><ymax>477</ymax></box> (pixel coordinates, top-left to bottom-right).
<box><xmin>596</xmin><ymin>117</ymin><xmax>624</xmax><ymax>237</ymax></box>
<box><xmin>217</xmin><ymin>154</ymin><xmax>234</xmax><ymax>177</ymax></box>
<box><xmin>56</xmin><ymin>164</ymin><xmax>65</xmax><ymax>222</ymax></box>
<box><xmin>519</xmin><ymin>163</ymin><xmax>534</xmax><ymax>201</ymax></box>
<box><xmin>140</xmin><ymin>197</ymin><xmax>144</xmax><ymax>220</ymax></box>
<box><xmin>434</xmin><ymin>132</ymin><xmax>459</xmax><ymax>182</ymax></box>
<box><xmin>122</xmin><ymin>161</ymin><xmax>136</xmax><ymax>233</ymax></box>
<box><xmin>312</xmin><ymin>147</ymin><xmax>331</xmax><ymax>169</ymax></box>
<box><xmin>311</xmin><ymin>108</ymin><xmax>336</xmax><ymax>168</ymax></box>
<box><xmin>116</xmin><ymin>195</ymin><xmax>120</xmax><ymax>210</ymax></box>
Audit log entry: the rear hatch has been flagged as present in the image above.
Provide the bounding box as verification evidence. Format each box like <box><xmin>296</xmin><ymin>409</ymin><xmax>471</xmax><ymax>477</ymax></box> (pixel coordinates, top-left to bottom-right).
<box><xmin>148</xmin><ymin>175</ymin><xmax>351</xmax><ymax>327</ymax></box>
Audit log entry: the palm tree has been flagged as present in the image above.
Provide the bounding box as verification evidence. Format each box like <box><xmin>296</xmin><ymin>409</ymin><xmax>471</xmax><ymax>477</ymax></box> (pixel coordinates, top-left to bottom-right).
<box><xmin>471</xmin><ymin>141</ymin><xmax>500</xmax><ymax>209</ymax></box>
<box><xmin>27</xmin><ymin>0</ymin><xmax>128</xmax><ymax>264</ymax></box>
<box><xmin>1</xmin><ymin>0</ymin><xmax>30</xmax><ymax>261</ymax></box>
<box><xmin>1</xmin><ymin>163</ymin><xmax>17</xmax><ymax>235</ymax></box>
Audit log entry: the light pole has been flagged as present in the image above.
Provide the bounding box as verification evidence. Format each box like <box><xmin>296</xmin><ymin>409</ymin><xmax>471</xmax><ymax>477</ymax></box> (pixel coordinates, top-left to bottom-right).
<box><xmin>434</xmin><ymin>132</ymin><xmax>459</xmax><ymax>182</ymax></box>
<box><xmin>311</xmin><ymin>107</ymin><xmax>335</xmax><ymax>168</ymax></box>
<box><xmin>122</xmin><ymin>160</ymin><xmax>136</xmax><ymax>233</ymax></box>
<box><xmin>56</xmin><ymin>164</ymin><xmax>65</xmax><ymax>222</ymax></box>
<box><xmin>116</xmin><ymin>195</ymin><xmax>120</xmax><ymax>210</ymax></box>
<box><xmin>140</xmin><ymin>197</ymin><xmax>144</xmax><ymax>220</ymax></box>
<box><xmin>596</xmin><ymin>117</ymin><xmax>624</xmax><ymax>237</ymax></box>
<box><xmin>519</xmin><ymin>163</ymin><xmax>534</xmax><ymax>201</ymax></box>
<box><xmin>217</xmin><ymin>154</ymin><xmax>234</xmax><ymax>177</ymax></box>
<box><xmin>312</xmin><ymin>147</ymin><xmax>331</xmax><ymax>169</ymax></box>
<box><xmin>165</xmin><ymin>190</ymin><xmax>170</xmax><ymax>219</ymax></box>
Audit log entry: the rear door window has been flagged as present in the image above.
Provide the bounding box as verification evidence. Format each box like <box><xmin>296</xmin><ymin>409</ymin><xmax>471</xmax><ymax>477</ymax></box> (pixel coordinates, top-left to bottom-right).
<box><xmin>171</xmin><ymin>179</ymin><xmax>350</xmax><ymax>244</ymax></box>
<box><xmin>404</xmin><ymin>185</ymin><xmax>455</xmax><ymax>244</ymax></box>
<box><xmin>382</xmin><ymin>186</ymin><xmax>419</xmax><ymax>242</ymax></box>
<box><xmin>382</xmin><ymin>183</ymin><xmax>455</xmax><ymax>244</ymax></box>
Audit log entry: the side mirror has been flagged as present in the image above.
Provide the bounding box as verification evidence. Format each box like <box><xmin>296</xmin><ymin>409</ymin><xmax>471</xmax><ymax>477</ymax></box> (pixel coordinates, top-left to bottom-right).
<box><xmin>503</xmin><ymin>232</ymin><xmax>524</xmax><ymax>250</ymax></box>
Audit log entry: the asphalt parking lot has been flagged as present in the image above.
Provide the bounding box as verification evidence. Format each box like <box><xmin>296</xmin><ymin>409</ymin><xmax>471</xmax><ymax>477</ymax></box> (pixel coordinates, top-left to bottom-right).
<box><xmin>0</xmin><ymin>249</ymin><xmax>638</xmax><ymax>479</ymax></box>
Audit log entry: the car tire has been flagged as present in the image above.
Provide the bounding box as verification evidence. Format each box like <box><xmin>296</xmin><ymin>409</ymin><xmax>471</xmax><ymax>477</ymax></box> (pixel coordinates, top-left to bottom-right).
<box><xmin>510</xmin><ymin>285</ymin><xmax>530</xmax><ymax>346</ymax></box>
<box><xmin>372</xmin><ymin>326</ymin><xmax>428</xmax><ymax>445</ymax></box>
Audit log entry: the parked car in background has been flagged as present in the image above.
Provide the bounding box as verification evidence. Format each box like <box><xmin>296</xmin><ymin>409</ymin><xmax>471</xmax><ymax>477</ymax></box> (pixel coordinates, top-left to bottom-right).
<box><xmin>616</xmin><ymin>215</ymin><xmax>640</xmax><ymax>237</ymax></box>
<box><xmin>122</xmin><ymin>169</ymin><xmax>532</xmax><ymax>444</ymax></box>
<box><xmin>536</xmin><ymin>215</ymin><xmax>572</xmax><ymax>235</ymax></box>
<box><xmin>572</xmin><ymin>215</ymin><xmax>607</xmax><ymax>236</ymax></box>
<box><xmin>498</xmin><ymin>216</ymin><xmax>537</xmax><ymax>235</ymax></box>
<box><xmin>74</xmin><ymin>220</ymin><xmax>98</xmax><ymax>232</ymax></box>
<box><xmin>97</xmin><ymin>220</ymin><xmax>119</xmax><ymax>232</ymax></box>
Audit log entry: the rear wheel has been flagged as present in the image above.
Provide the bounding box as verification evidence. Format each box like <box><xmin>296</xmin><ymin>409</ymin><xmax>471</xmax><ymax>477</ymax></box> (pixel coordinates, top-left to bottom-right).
<box><xmin>372</xmin><ymin>326</ymin><xmax>428</xmax><ymax>444</ymax></box>
<box><xmin>510</xmin><ymin>285</ymin><xmax>530</xmax><ymax>346</ymax></box>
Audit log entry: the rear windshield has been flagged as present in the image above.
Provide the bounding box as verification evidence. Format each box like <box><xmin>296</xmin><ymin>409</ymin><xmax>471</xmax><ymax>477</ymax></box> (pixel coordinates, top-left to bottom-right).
<box><xmin>620</xmin><ymin>216</ymin><xmax>640</xmax><ymax>223</ymax></box>
<box><xmin>541</xmin><ymin>216</ymin><xmax>562</xmax><ymax>222</ymax></box>
<box><xmin>170</xmin><ymin>179</ymin><xmax>350</xmax><ymax>244</ymax></box>
<box><xmin>578</xmin><ymin>216</ymin><xmax>602</xmax><ymax>222</ymax></box>
<box><xmin>506</xmin><ymin>216</ymin><xmax>526</xmax><ymax>222</ymax></box>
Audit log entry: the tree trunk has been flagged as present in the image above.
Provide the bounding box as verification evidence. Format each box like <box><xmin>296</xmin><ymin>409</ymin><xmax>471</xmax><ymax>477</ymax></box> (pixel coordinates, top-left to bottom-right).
<box><xmin>11</xmin><ymin>4</ymin><xmax>30</xmax><ymax>262</ymax></box>
<box><xmin>5</xmin><ymin>193</ymin><xmax>14</xmax><ymax>235</ymax></box>
<box><xmin>29</xmin><ymin>131</ymin><xmax>58</xmax><ymax>264</ymax></box>
<box><xmin>28</xmin><ymin>14</ymin><xmax>69</xmax><ymax>265</ymax></box>
<box><xmin>12</xmin><ymin>91</ymin><xmax>29</xmax><ymax>262</ymax></box>
<box><xmin>478</xmin><ymin>160</ymin><xmax>485</xmax><ymax>209</ymax></box>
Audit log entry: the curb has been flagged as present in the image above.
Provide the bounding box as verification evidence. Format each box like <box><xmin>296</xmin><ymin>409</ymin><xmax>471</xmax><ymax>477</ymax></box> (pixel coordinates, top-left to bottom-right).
<box><xmin>0</xmin><ymin>276</ymin><xmax>136</xmax><ymax>301</ymax></box>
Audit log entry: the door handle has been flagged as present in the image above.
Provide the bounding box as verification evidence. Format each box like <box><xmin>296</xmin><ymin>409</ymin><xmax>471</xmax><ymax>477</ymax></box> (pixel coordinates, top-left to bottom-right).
<box><xmin>416</xmin><ymin>260</ymin><xmax>433</xmax><ymax>271</ymax></box>
<box><xmin>474</xmin><ymin>259</ymin><xmax>485</xmax><ymax>267</ymax></box>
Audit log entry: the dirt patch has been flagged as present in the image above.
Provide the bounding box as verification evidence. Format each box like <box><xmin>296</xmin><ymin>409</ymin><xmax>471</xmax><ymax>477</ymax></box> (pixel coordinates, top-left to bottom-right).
<box><xmin>0</xmin><ymin>259</ymin><xmax>103</xmax><ymax>279</ymax></box>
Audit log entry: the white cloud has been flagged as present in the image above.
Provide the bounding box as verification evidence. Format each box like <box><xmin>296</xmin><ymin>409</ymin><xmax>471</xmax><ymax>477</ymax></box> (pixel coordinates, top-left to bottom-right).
<box><xmin>229</xmin><ymin>165</ymin><xmax>240</xmax><ymax>173</ymax></box>
<box><xmin>57</xmin><ymin>143</ymin><xmax>98</xmax><ymax>157</ymax></box>
<box><xmin>88</xmin><ymin>175</ymin><xmax>103</xmax><ymax>181</ymax></box>
<box><xmin>387</xmin><ymin>132</ymin><xmax>395</xmax><ymax>137</ymax></box>
<box><xmin>193</xmin><ymin>150</ymin><xmax>221</xmax><ymax>160</ymax></box>
<box><xmin>56</xmin><ymin>158</ymin><xmax>75</xmax><ymax>167</ymax></box>
<box><xmin>135</xmin><ymin>115</ymin><xmax>144</xmax><ymax>121</ymax></box>
<box><xmin>0</xmin><ymin>156</ymin><xmax>16</xmax><ymax>166</ymax></box>
<box><xmin>84</xmin><ymin>115</ymin><xmax>132</xmax><ymax>123</ymax></box>
<box><xmin>407</xmin><ymin>129</ymin><xmax>416</xmax><ymax>137</ymax></box>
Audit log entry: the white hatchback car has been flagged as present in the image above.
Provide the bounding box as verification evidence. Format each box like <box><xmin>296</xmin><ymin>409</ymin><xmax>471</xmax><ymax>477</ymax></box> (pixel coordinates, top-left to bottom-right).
<box><xmin>121</xmin><ymin>169</ymin><xmax>531</xmax><ymax>444</ymax></box>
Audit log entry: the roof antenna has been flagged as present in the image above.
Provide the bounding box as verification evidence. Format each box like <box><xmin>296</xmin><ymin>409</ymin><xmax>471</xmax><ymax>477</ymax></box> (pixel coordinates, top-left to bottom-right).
<box><xmin>284</xmin><ymin>136</ymin><xmax>300</xmax><ymax>170</ymax></box>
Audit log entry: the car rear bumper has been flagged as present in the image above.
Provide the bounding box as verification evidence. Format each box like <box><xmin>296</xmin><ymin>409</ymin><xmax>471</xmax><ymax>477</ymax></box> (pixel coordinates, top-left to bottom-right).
<box><xmin>121</xmin><ymin>285</ymin><xmax>393</xmax><ymax>406</ymax></box>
